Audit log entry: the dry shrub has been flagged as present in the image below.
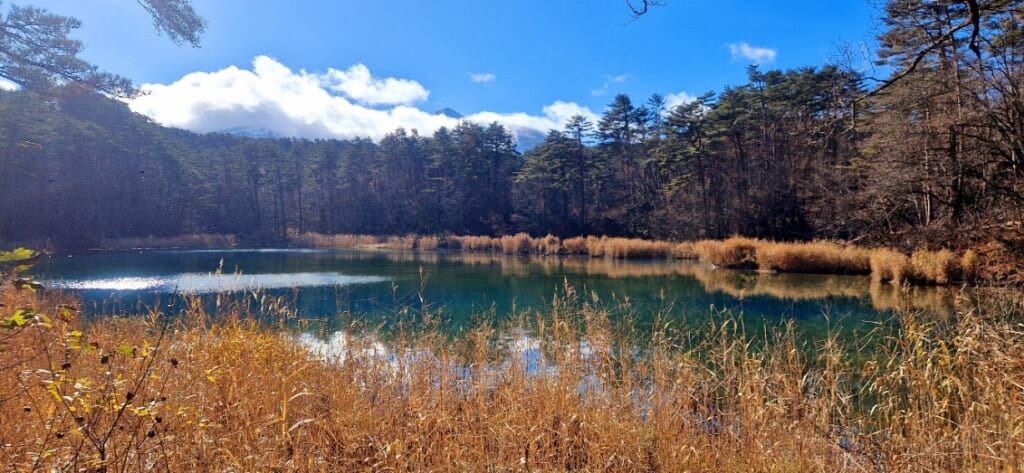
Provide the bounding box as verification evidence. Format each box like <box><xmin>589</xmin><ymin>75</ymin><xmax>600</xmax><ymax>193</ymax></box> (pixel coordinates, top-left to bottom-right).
<box><xmin>870</xmin><ymin>248</ymin><xmax>912</xmax><ymax>284</ymax></box>
<box><xmin>561</xmin><ymin>237</ymin><xmax>589</xmax><ymax>255</ymax></box>
<box><xmin>672</xmin><ymin>241</ymin><xmax>699</xmax><ymax>259</ymax></box>
<box><xmin>500</xmin><ymin>232</ymin><xmax>535</xmax><ymax>255</ymax></box>
<box><xmin>585</xmin><ymin>236</ymin><xmax>606</xmax><ymax>258</ymax></box>
<box><xmin>384</xmin><ymin>234</ymin><xmax>419</xmax><ymax>249</ymax></box>
<box><xmin>603</xmin><ymin>237</ymin><xmax>674</xmax><ymax>259</ymax></box>
<box><xmin>960</xmin><ymin>249</ymin><xmax>979</xmax><ymax>281</ymax></box>
<box><xmin>446</xmin><ymin>235</ymin><xmax>467</xmax><ymax>250</ymax></box>
<box><xmin>452</xmin><ymin>235</ymin><xmax>499</xmax><ymax>252</ymax></box>
<box><xmin>538</xmin><ymin>234</ymin><xmax>562</xmax><ymax>255</ymax></box>
<box><xmin>757</xmin><ymin>241</ymin><xmax>870</xmax><ymax>274</ymax></box>
<box><xmin>695</xmin><ymin>237</ymin><xmax>760</xmax><ymax>269</ymax></box>
<box><xmin>910</xmin><ymin>249</ymin><xmax>961</xmax><ymax>285</ymax></box>
<box><xmin>415</xmin><ymin>235</ymin><xmax>440</xmax><ymax>250</ymax></box>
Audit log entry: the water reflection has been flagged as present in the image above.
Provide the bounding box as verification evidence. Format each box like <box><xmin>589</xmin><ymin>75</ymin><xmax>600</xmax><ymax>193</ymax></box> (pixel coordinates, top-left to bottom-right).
<box><xmin>45</xmin><ymin>272</ymin><xmax>389</xmax><ymax>294</ymax></box>
<box><xmin>34</xmin><ymin>249</ymin><xmax>965</xmax><ymax>330</ymax></box>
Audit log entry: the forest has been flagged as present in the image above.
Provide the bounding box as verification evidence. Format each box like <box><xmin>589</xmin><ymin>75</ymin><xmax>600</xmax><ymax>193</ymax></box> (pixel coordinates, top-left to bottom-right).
<box><xmin>1</xmin><ymin>1</ymin><xmax>1022</xmax><ymax>253</ymax></box>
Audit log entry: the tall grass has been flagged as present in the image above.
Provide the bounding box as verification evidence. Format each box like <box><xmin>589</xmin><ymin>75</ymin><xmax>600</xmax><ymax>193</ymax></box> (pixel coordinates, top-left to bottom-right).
<box><xmin>1</xmin><ymin>282</ymin><xmax>1020</xmax><ymax>471</ymax></box>
<box><xmin>694</xmin><ymin>236</ymin><xmax>761</xmax><ymax>268</ymax></box>
<box><xmin>870</xmin><ymin>248</ymin><xmax>975</xmax><ymax>285</ymax></box>
<box><xmin>757</xmin><ymin>240</ymin><xmax>871</xmax><ymax>274</ymax></box>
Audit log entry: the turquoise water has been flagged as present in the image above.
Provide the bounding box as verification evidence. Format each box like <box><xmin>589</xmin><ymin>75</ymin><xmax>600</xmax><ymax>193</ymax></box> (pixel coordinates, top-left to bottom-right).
<box><xmin>30</xmin><ymin>248</ymin><xmax>929</xmax><ymax>339</ymax></box>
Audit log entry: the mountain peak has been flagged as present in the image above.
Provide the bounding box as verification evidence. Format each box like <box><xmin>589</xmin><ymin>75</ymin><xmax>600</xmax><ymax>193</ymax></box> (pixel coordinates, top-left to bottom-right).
<box><xmin>434</xmin><ymin>107</ymin><xmax>463</xmax><ymax>119</ymax></box>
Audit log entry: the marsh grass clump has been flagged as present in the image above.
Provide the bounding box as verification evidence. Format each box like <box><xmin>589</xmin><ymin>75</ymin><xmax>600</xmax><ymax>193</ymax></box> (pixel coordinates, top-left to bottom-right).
<box><xmin>870</xmin><ymin>248</ymin><xmax>913</xmax><ymax>284</ymax></box>
<box><xmin>910</xmin><ymin>248</ymin><xmax>961</xmax><ymax>285</ymax></box>
<box><xmin>695</xmin><ymin>236</ymin><xmax>761</xmax><ymax>269</ymax></box>
<box><xmin>756</xmin><ymin>241</ymin><xmax>871</xmax><ymax>274</ymax></box>
<box><xmin>561</xmin><ymin>236</ymin><xmax>589</xmax><ymax>255</ymax></box>
<box><xmin>537</xmin><ymin>234</ymin><xmax>562</xmax><ymax>255</ymax></box>
<box><xmin>602</xmin><ymin>237</ymin><xmax>675</xmax><ymax>259</ymax></box>
<box><xmin>672</xmin><ymin>241</ymin><xmax>700</xmax><ymax>259</ymax></box>
<box><xmin>499</xmin><ymin>232</ymin><xmax>535</xmax><ymax>255</ymax></box>
<box><xmin>871</xmin><ymin>248</ymin><xmax>970</xmax><ymax>285</ymax></box>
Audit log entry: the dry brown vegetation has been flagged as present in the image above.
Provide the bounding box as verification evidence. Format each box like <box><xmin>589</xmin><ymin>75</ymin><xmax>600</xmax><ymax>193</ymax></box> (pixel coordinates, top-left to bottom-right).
<box><xmin>694</xmin><ymin>237</ymin><xmax>761</xmax><ymax>269</ymax></box>
<box><xmin>1</xmin><ymin>281</ymin><xmax>1022</xmax><ymax>472</ymax></box>
<box><xmin>284</xmin><ymin>232</ymin><xmax>981</xmax><ymax>285</ymax></box>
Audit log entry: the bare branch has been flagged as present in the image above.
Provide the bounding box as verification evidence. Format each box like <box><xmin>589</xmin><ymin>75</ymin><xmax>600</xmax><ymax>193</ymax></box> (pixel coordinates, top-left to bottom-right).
<box><xmin>626</xmin><ymin>0</ymin><xmax>666</xmax><ymax>18</ymax></box>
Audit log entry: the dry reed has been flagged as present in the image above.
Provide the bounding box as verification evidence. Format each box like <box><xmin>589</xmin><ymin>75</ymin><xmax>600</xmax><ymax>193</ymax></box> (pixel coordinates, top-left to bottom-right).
<box><xmin>694</xmin><ymin>236</ymin><xmax>761</xmax><ymax>269</ymax></box>
<box><xmin>1</xmin><ymin>282</ymin><xmax>1021</xmax><ymax>471</ymax></box>
<box><xmin>756</xmin><ymin>240</ymin><xmax>870</xmax><ymax>274</ymax></box>
<box><xmin>287</xmin><ymin>232</ymin><xmax>978</xmax><ymax>285</ymax></box>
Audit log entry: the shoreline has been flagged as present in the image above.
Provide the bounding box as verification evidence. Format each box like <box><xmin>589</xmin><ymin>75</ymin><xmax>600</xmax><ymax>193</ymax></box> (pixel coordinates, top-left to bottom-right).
<box><xmin>79</xmin><ymin>232</ymin><xmax>1005</xmax><ymax>287</ymax></box>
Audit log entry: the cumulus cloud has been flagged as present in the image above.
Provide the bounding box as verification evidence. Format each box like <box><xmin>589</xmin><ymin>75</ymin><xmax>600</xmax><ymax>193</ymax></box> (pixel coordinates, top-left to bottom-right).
<box><xmin>665</xmin><ymin>91</ymin><xmax>697</xmax><ymax>109</ymax></box>
<box><xmin>127</xmin><ymin>56</ymin><xmax>597</xmax><ymax>146</ymax></box>
<box><xmin>321</xmin><ymin>63</ymin><xmax>428</xmax><ymax>106</ymax></box>
<box><xmin>727</xmin><ymin>42</ymin><xmax>777</xmax><ymax>64</ymax></box>
<box><xmin>468</xmin><ymin>72</ymin><xmax>496</xmax><ymax>83</ymax></box>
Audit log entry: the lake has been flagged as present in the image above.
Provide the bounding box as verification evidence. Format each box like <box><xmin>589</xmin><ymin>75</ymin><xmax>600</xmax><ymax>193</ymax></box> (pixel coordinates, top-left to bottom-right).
<box><xmin>34</xmin><ymin>248</ymin><xmax>960</xmax><ymax>339</ymax></box>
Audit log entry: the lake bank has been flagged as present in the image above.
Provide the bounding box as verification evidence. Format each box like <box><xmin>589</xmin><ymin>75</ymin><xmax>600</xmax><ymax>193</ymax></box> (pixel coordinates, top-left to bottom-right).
<box><xmin>82</xmin><ymin>231</ymin><xmax>1015</xmax><ymax>287</ymax></box>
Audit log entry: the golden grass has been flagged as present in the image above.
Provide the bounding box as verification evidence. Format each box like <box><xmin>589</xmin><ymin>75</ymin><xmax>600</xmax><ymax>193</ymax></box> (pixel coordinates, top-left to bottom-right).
<box><xmin>98</xmin><ymin>233</ymin><xmax>238</xmax><ymax>250</ymax></box>
<box><xmin>537</xmin><ymin>234</ymin><xmax>561</xmax><ymax>256</ymax></box>
<box><xmin>756</xmin><ymin>241</ymin><xmax>871</xmax><ymax>274</ymax></box>
<box><xmin>499</xmin><ymin>232</ymin><xmax>535</xmax><ymax>255</ymax></box>
<box><xmin>694</xmin><ymin>236</ymin><xmax>761</xmax><ymax>269</ymax></box>
<box><xmin>1</xmin><ymin>283</ymin><xmax>1020</xmax><ymax>471</ymax></box>
<box><xmin>288</xmin><ymin>232</ymin><xmax>981</xmax><ymax>285</ymax></box>
<box><xmin>561</xmin><ymin>236</ymin><xmax>589</xmax><ymax>255</ymax></box>
<box><xmin>671</xmin><ymin>241</ymin><xmax>700</xmax><ymax>260</ymax></box>
<box><xmin>871</xmin><ymin>248</ymin><xmax>970</xmax><ymax>285</ymax></box>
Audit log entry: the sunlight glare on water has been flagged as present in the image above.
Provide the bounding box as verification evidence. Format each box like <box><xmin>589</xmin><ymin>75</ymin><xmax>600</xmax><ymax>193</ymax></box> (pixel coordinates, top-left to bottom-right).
<box><xmin>46</xmin><ymin>272</ymin><xmax>389</xmax><ymax>294</ymax></box>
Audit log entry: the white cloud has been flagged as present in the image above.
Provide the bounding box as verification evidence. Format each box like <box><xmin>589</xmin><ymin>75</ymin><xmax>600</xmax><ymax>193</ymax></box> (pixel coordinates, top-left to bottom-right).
<box><xmin>541</xmin><ymin>101</ymin><xmax>601</xmax><ymax>127</ymax></box>
<box><xmin>665</xmin><ymin>91</ymin><xmax>697</xmax><ymax>109</ymax></box>
<box><xmin>609</xmin><ymin>73</ymin><xmax>631</xmax><ymax>84</ymax></box>
<box><xmin>468</xmin><ymin>72</ymin><xmax>496</xmax><ymax>83</ymax></box>
<box><xmin>0</xmin><ymin>78</ymin><xmax>19</xmax><ymax>91</ymax></box>
<box><xmin>592</xmin><ymin>73</ymin><xmax>633</xmax><ymax>97</ymax></box>
<box><xmin>321</xmin><ymin>63</ymin><xmax>428</xmax><ymax>106</ymax></box>
<box><xmin>127</xmin><ymin>56</ymin><xmax>598</xmax><ymax>146</ymax></box>
<box><xmin>727</xmin><ymin>42</ymin><xmax>777</xmax><ymax>64</ymax></box>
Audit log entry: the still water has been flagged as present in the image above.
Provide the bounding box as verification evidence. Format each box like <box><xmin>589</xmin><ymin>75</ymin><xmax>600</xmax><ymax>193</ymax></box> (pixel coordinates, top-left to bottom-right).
<box><xmin>34</xmin><ymin>248</ymin><xmax>959</xmax><ymax>336</ymax></box>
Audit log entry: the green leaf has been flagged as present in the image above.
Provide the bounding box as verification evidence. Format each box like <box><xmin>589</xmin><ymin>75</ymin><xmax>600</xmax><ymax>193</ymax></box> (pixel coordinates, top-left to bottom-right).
<box><xmin>116</xmin><ymin>345</ymin><xmax>135</xmax><ymax>357</ymax></box>
<box><xmin>0</xmin><ymin>247</ymin><xmax>41</xmax><ymax>264</ymax></box>
<box><xmin>58</xmin><ymin>305</ymin><xmax>77</xmax><ymax>322</ymax></box>
<box><xmin>13</xmin><ymin>278</ymin><xmax>44</xmax><ymax>293</ymax></box>
<box><xmin>0</xmin><ymin>248</ymin><xmax>42</xmax><ymax>273</ymax></box>
<box><xmin>3</xmin><ymin>309</ymin><xmax>33</xmax><ymax>328</ymax></box>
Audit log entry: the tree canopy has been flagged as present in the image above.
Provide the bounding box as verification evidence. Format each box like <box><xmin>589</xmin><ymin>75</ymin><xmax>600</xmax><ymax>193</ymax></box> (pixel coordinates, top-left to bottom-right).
<box><xmin>0</xmin><ymin>0</ymin><xmax>204</xmax><ymax>96</ymax></box>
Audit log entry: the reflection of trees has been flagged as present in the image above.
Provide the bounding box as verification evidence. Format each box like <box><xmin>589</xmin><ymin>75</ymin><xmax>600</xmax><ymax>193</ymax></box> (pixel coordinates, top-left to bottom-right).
<box><xmin>380</xmin><ymin>251</ymin><xmax>962</xmax><ymax>316</ymax></box>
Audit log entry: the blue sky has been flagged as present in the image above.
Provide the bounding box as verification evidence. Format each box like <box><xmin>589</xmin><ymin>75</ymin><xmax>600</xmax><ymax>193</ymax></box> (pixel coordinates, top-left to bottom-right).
<box><xmin>20</xmin><ymin>0</ymin><xmax>882</xmax><ymax>142</ymax></box>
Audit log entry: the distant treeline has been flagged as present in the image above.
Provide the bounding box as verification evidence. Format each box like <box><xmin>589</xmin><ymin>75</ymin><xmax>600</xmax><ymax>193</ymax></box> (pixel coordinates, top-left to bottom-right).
<box><xmin>1</xmin><ymin>2</ymin><xmax>1022</xmax><ymax>250</ymax></box>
